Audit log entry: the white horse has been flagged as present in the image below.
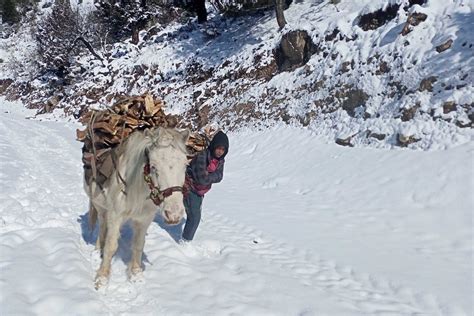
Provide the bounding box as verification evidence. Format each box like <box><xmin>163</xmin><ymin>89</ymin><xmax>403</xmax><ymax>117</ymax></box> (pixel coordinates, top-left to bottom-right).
<box><xmin>85</xmin><ymin>127</ymin><xmax>190</xmax><ymax>289</ymax></box>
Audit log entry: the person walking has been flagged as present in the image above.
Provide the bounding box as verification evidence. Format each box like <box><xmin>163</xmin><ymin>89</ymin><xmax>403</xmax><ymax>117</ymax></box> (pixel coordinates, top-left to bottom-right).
<box><xmin>181</xmin><ymin>130</ymin><xmax>229</xmax><ymax>241</ymax></box>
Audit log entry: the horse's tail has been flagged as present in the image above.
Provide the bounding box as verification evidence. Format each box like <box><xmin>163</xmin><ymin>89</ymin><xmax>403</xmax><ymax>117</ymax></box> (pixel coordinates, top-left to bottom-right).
<box><xmin>89</xmin><ymin>200</ymin><xmax>98</xmax><ymax>231</ymax></box>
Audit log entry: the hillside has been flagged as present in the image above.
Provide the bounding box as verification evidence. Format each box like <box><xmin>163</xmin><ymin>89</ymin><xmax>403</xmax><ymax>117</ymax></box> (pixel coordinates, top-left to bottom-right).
<box><xmin>0</xmin><ymin>0</ymin><xmax>473</xmax><ymax>149</ymax></box>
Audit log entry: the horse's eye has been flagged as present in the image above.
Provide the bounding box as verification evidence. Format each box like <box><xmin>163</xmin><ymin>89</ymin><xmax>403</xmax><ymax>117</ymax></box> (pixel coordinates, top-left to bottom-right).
<box><xmin>151</xmin><ymin>165</ymin><xmax>157</xmax><ymax>172</ymax></box>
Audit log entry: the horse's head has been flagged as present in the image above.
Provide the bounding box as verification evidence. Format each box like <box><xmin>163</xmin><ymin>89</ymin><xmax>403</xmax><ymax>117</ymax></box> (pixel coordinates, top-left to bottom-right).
<box><xmin>145</xmin><ymin>127</ymin><xmax>190</xmax><ymax>225</ymax></box>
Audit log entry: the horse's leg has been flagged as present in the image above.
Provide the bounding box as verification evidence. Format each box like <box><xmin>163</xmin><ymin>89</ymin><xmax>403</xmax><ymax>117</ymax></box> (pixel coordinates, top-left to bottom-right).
<box><xmin>88</xmin><ymin>201</ymin><xmax>98</xmax><ymax>231</ymax></box>
<box><xmin>90</xmin><ymin>203</ymin><xmax>101</xmax><ymax>251</ymax></box>
<box><xmin>129</xmin><ymin>213</ymin><xmax>154</xmax><ymax>277</ymax></box>
<box><xmin>97</xmin><ymin>211</ymin><xmax>107</xmax><ymax>255</ymax></box>
<box><xmin>128</xmin><ymin>220</ymin><xmax>147</xmax><ymax>277</ymax></box>
<box><xmin>95</xmin><ymin>215</ymin><xmax>122</xmax><ymax>289</ymax></box>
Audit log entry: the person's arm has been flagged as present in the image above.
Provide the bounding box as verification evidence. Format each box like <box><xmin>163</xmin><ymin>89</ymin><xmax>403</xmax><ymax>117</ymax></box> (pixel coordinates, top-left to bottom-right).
<box><xmin>211</xmin><ymin>161</ymin><xmax>224</xmax><ymax>183</ymax></box>
<box><xmin>190</xmin><ymin>152</ymin><xmax>224</xmax><ymax>185</ymax></box>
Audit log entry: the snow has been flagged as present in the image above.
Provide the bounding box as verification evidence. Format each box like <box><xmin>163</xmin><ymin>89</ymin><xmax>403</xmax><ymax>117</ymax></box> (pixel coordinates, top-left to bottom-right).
<box><xmin>1</xmin><ymin>98</ymin><xmax>472</xmax><ymax>315</ymax></box>
<box><xmin>0</xmin><ymin>0</ymin><xmax>473</xmax><ymax>314</ymax></box>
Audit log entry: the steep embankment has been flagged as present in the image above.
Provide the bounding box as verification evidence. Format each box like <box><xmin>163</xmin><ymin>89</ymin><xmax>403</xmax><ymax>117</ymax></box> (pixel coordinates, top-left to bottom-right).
<box><xmin>0</xmin><ymin>0</ymin><xmax>473</xmax><ymax>149</ymax></box>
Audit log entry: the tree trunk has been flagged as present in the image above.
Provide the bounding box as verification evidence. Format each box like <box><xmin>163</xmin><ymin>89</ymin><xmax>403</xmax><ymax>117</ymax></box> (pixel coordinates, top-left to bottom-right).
<box><xmin>131</xmin><ymin>27</ymin><xmax>140</xmax><ymax>45</ymax></box>
<box><xmin>275</xmin><ymin>0</ymin><xmax>287</xmax><ymax>30</ymax></box>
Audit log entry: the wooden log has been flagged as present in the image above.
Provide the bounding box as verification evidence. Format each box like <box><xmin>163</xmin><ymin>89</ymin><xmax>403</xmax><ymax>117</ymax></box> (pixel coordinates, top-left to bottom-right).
<box><xmin>144</xmin><ymin>94</ymin><xmax>155</xmax><ymax>116</ymax></box>
<box><xmin>76</xmin><ymin>129</ymin><xmax>88</xmax><ymax>141</ymax></box>
<box><xmin>79</xmin><ymin>110</ymin><xmax>93</xmax><ymax>124</ymax></box>
<box><xmin>113</xmin><ymin>101</ymin><xmax>133</xmax><ymax>114</ymax></box>
<box><xmin>107</xmin><ymin>114</ymin><xmax>122</xmax><ymax>128</ymax></box>
<box><xmin>82</xmin><ymin>148</ymin><xmax>112</xmax><ymax>164</ymax></box>
<box><xmin>104</xmin><ymin>135</ymin><xmax>122</xmax><ymax>145</ymax></box>
<box><xmin>116</xmin><ymin>127</ymin><xmax>132</xmax><ymax>140</ymax></box>
<box><xmin>124</xmin><ymin>116</ymin><xmax>140</xmax><ymax>128</ymax></box>
<box><xmin>93</xmin><ymin>121</ymin><xmax>118</xmax><ymax>135</ymax></box>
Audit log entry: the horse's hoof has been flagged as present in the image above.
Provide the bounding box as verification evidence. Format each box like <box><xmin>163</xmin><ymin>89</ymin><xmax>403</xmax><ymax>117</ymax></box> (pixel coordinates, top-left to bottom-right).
<box><xmin>127</xmin><ymin>264</ymin><xmax>143</xmax><ymax>281</ymax></box>
<box><xmin>128</xmin><ymin>265</ymin><xmax>143</xmax><ymax>276</ymax></box>
<box><xmin>129</xmin><ymin>272</ymin><xmax>144</xmax><ymax>283</ymax></box>
<box><xmin>94</xmin><ymin>275</ymin><xmax>109</xmax><ymax>290</ymax></box>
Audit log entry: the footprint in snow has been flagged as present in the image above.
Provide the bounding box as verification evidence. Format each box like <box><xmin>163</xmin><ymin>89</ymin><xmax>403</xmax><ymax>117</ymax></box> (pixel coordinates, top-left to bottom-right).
<box><xmin>178</xmin><ymin>240</ymin><xmax>222</xmax><ymax>258</ymax></box>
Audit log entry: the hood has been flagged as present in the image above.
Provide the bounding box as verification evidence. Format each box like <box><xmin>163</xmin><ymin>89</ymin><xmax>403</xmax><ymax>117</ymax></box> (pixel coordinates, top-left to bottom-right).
<box><xmin>209</xmin><ymin>130</ymin><xmax>229</xmax><ymax>159</ymax></box>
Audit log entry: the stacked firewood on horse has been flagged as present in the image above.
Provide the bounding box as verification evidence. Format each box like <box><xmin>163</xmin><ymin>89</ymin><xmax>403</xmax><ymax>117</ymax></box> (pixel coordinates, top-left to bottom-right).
<box><xmin>76</xmin><ymin>93</ymin><xmax>218</xmax><ymax>191</ymax></box>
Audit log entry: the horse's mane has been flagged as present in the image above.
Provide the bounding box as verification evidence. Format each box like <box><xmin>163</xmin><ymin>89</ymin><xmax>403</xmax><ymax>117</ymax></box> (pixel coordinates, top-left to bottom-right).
<box><xmin>118</xmin><ymin>127</ymin><xmax>188</xmax><ymax>211</ymax></box>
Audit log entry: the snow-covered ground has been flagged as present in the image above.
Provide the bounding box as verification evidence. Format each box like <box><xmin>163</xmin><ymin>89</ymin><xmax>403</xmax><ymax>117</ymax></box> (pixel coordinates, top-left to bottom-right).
<box><xmin>0</xmin><ymin>98</ymin><xmax>472</xmax><ymax>315</ymax></box>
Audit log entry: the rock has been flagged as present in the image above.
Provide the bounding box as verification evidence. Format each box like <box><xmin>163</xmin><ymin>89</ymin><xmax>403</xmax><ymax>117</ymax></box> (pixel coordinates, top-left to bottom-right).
<box><xmin>388</xmin><ymin>81</ymin><xmax>408</xmax><ymax>98</ymax></box>
<box><xmin>186</xmin><ymin>62</ymin><xmax>214</xmax><ymax>85</ymax></box>
<box><xmin>193</xmin><ymin>90</ymin><xmax>202</xmax><ymax>99</ymax></box>
<box><xmin>335</xmin><ymin>136</ymin><xmax>354</xmax><ymax>147</ymax></box>
<box><xmin>442</xmin><ymin>101</ymin><xmax>457</xmax><ymax>114</ymax></box>
<box><xmin>401</xmin><ymin>12</ymin><xmax>427</xmax><ymax>36</ymax></box>
<box><xmin>418</xmin><ymin>76</ymin><xmax>437</xmax><ymax>92</ymax></box>
<box><xmin>335</xmin><ymin>88</ymin><xmax>369</xmax><ymax>117</ymax></box>
<box><xmin>143</xmin><ymin>26</ymin><xmax>160</xmax><ymax>42</ymax></box>
<box><xmin>397</xmin><ymin>133</ymin><xmax>420</xmax><ymax>147</ymax></box>
<box><xmin>281</xmin><ymin>113</ymin><xmax>291</xmax><ymax>123</ymax></box>
<box><xmin>252</xmin><ymin>59</ymin><xmax>278</xmax><ymax>81</ymax></box>
<box><xmin>298</xmin><ymin>110</ymin><xmax>316</xmax><ymax>127</ymax></box>
<box><xmin>48</xmin><ymin>95</ymin><xmax>60</xmax><ymax>107</ymax></box>
<box><xmin>376</xmin><ymin>61</ymin><xmax>390</xmax><ymax>74</ymax></box>
<box><xmin>0</xmin><ymin>79</ymin><xmax>13</xmax><ymax>94</ymax></box>
<box><xmin>274</xmin><ymin>30</ymin><xmax>318</xmax><ymax>72</ymax></box>
<box><xmin>367</xmin><ymin>131</ymin><xmax>386</xmax><ymax>140</ymax></box>
<box><xmin>40</xmin><ymin>95</ymin><xmax>61</xmax><ymax>114</ymax></box>
<box><xmin>341</xmin><ymin>61</ymin><xmax>352</xmax><ymax>73</ymax></box>
<box><xmin>400</xmin><ymin>103</ymin><xmax>420</xmax><ymax>121</ymax></box>
<box><xmin>407</xmin><ymin>0</ymin><xmax>427</xmax><ymax>6</ymax></box>
<box><xmin>358</xmin><ymin>4</ymin><xmax>399</xmax><ymax>31</ymax></box>
<box><xmin>436</xmin><ymin>39</ymin><xmax>453</xmax><ymax>53</ymax></box>
<box><xmin>455</xmin><ymin>119</ymin><xmax>472</xmax><ymax>128</ymax></box>
<box><xmin>197</xmin><ymin>104</ymin><xmax>209</xmax><ymax>128</ymax></box>
<box><xmin>325</xmin><ymin>28</ymin><xmax>340</xmax><ymax>41</ymax></box>
<box><xmin>133</xmin><ymin>65</ymin><xmax>145</xmax><ymax>77</ymax></box>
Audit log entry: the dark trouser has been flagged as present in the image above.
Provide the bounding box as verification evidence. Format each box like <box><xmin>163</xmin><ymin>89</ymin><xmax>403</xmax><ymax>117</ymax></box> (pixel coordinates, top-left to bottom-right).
<box><xmin>182</xmin><ymin>191</ymin><xmax>203</xmax><ymax>241</ymax></box>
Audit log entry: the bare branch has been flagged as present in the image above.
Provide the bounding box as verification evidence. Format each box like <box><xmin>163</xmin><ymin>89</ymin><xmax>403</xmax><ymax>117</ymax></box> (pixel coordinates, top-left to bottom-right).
<box><xmin>73</xmin><ymin>36</ymin><xmax>104</xmax><ymax>62</ymax></box>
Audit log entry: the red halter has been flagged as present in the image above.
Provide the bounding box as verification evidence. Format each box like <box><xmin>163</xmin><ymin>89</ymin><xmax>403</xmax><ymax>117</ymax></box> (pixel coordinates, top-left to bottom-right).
<box><xmin>143</xmin><ymin>164</ymin><xmax>184</xmax><ymax>205</ymax></box>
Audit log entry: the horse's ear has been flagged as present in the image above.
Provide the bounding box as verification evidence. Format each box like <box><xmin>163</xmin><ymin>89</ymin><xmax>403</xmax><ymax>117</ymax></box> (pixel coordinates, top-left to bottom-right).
<box><xmin>180</xmin><ymin>129</ymin><xmax>190</xmax><ymax>143</ymax></box>
<box><xmin>144</xmin><ymin>128</ymin><xmax>153</xmax><ymax>138</ymax></box>
<box><xmin>145</xmin><ymin>127</ymin><xmax>161</xmax><ymax>142</ymax></box>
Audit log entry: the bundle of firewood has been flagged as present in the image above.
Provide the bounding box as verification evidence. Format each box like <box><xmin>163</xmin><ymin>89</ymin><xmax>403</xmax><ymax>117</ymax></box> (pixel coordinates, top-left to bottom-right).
<box><xmin>76</xmin><ymin>94</ymin><xmax>217</xmax><ymax>187</ymax></box>
<box><xmin>77</xmin><ymin>94</ymin><xmax>174</xmax><ymax>146</ymax></box>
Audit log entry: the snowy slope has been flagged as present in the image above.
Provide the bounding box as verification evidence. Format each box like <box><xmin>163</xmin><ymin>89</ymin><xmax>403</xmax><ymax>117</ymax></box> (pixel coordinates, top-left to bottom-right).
<box><xmin>1</xmin><ymin>98</ymin><xmax>472</xmax><ymax>315</ymax></box>
<box><xmin>1</xmin><ymin>0</ymin><xmax>472</xmax><ymax>150</ymax></box>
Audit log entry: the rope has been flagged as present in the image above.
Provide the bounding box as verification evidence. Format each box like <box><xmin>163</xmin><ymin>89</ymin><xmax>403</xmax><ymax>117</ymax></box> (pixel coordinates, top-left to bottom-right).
<box><xmin>112</xmin><ymin>119</ymin><xmax>128</xmax><ymax>195</ymax></box>
<box><xmin>88</xmin><ymin>111</ymin><xmax>98</xmax><ymax>184</ymax></box>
